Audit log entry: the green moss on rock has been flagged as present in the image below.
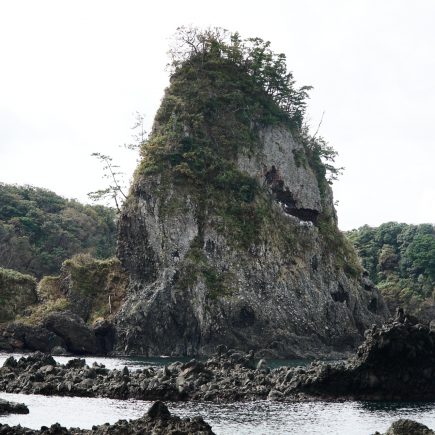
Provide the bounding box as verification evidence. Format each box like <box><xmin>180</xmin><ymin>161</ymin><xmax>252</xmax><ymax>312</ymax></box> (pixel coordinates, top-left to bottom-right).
<box><xmin>0</xmin><ymin>268</ymin><xmax>37</xmax><ymax>323</ymax></box>
<box><xmin>60</xmin><ymin>253</ymin><xmax>128</xmax><ymax>323</ymax></box>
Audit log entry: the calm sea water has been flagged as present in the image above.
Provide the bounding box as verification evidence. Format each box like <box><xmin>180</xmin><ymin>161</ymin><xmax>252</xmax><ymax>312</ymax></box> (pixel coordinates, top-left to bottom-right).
<box><xmin>1</xmin><ymin>353</ymin><xmax>435</xmax><ymax>434</ymax></box>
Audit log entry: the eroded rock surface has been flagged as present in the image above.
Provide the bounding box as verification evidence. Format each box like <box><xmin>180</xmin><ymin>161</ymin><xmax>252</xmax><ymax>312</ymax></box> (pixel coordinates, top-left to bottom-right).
<box><xmin>0</xmin><ymin>350</ymin><xmax>283</xmax><ymax>401</ymax></box>
<box><xmin>43</xmin><ymin>312</ymin><xmax>96</xmax><ymax>354</ymax></box>
<box><xmin>0</xmin><ymin>322</ymin><xmax>66</xmax><ymax>353</ymax></box>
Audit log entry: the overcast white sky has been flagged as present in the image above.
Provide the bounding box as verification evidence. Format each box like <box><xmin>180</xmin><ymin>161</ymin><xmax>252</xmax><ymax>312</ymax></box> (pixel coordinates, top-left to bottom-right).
<box><xmin>0</xmin><ymin>0</ymin><xmax>434</xmax><ymax>230</ymax></box>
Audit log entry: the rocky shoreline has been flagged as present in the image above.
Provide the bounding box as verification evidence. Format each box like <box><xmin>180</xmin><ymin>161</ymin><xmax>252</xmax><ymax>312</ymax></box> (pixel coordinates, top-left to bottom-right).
<box><xmin>0</xmin><ymin>400</ymin><xmax>214</xmax><ymax>434</ymax></box>
<box><xmin>1</xmin><ymin>312</ymin><xmax>434</xmax><ymax>403</ymax></box>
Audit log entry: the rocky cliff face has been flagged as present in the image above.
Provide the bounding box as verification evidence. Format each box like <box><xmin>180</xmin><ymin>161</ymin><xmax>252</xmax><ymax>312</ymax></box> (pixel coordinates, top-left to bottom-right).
<box><xmin>116</xmin><ymin>130</ymin><xmax>387</xmax><ymax>357</ymax></box>
<box><xmin>115</xmin><ymin>34</ymin><xmax>389</xmax><ymax>358</ymax></box>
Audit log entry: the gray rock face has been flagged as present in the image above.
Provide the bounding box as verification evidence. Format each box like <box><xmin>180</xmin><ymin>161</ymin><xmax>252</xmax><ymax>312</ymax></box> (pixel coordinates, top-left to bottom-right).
<box><xmin>238</xmin><ymin>125</ymin><xmax>322</xmax><ymax>214</ymax></box>
<box><xmin>116</xmin><ymin>123</ymin><xmax>388</xmax><ymax>358</ymax></box>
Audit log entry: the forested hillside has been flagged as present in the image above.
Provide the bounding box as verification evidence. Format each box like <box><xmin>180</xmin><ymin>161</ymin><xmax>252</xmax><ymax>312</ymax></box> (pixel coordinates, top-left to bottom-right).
<box><xmin>0</xmin><ymin>183</ymin><xmax>117</xmax><ymax>278</ymax></box>
<box><xmin>347</xmin><ymin>222</ymin><xmax>435</xmax><ymax>319</ymax></box>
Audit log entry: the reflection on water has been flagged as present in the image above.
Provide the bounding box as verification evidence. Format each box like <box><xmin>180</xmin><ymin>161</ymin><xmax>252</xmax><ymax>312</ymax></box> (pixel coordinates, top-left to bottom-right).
<box><xmin>1</xmin><ymin>392</ymin><xmax>435</xmax><ymax>435</ymax></box>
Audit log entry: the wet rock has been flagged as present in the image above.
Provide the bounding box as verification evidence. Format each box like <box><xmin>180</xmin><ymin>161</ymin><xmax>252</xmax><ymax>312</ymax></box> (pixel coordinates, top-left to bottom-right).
<box><xmin>0</xmin><ymin>398</ymin><xmax>29</xmax><ymax>415</ymax></box>
<box><xmin>65</xmin><ymin>358</ymin><xmax>86</xmax><ymax>369</ymax></box>
<box><xmin>267</xmin><ymin>389</ymin><xmax>284</xmax><ymax>401</ymax></box>
<box><xmin>0</xmin><ymin>350</ymin><xmax>273</xmax><ymax>402</ymax></box>
<box><xmin>4</xmin><ymin>313</ymin><xmax>434</xmax><ymax>404</ymax></box>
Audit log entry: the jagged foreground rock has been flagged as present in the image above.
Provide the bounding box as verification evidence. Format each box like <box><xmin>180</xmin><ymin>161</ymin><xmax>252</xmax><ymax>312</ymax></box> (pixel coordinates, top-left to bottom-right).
<box><xmin>287</xmin><ymin>311</ymin><xmax>435</xmax><ymax>400</ymax></box>
<box><xmin>0</xmin><ymin>351</ymin><xmax>290</xmax><ymax>402</ymax></box>
<box><xmin>0</xmin><ymin>398</ymin><xmax>28</xmax><ymax>415</ymax></box>
<box><xmin>114</xmin><ymin>30</ymin><xmax>388</xmax><ymax>358</ymax></box>
<box><xmin>375</xmin><ymin>419</ymin><xmax>435</xmax><ymax>435</ymax></box>
<box><xmin>0</xmin><ymin>401</ymin><xmax>214</xmax><ymax>434</ymax></box>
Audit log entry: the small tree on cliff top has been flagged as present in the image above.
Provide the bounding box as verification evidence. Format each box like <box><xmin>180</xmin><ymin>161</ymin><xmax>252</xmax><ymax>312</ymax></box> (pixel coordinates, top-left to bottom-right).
<box><xmin>169</xmin><ymin>26</ymin><xmax>312</xmax><ymax>130</ymax></box>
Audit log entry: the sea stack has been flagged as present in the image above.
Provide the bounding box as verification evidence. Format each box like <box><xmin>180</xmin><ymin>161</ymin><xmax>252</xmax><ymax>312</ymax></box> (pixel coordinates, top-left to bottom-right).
<box><xmin>115</xmin><ymin>28</ymin><xmax>388</xmax><ymax>358</ymax></box>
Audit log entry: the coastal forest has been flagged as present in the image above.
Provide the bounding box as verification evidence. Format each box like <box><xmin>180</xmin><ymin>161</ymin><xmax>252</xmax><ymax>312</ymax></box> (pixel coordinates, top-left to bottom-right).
<box><xmin>0</xmin><ymin>183</ymin><xmax>117</xmax><ymax>278</ymax></box>
<box><xmin>347</xmin><ymin>222</ymin><xmax>435</xmax><ymax>320</ymax></box>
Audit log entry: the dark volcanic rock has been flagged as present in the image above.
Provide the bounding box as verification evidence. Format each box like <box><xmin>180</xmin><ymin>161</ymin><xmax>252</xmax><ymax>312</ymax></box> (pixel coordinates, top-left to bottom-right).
<box><xmin>0</xmin><ymin>314</ymin><xmax>112</xmax><ymax>356</ymax></box>
<box><xmin>0</xmin><ymin>401</ymin><xmax>214</xmax><ymax>434</ymax></box>
<box><xmin>44</xmin><ymin>311</ymin><xmax>96</xmax><ymax>354</ymax></box>
<box><xmin>146</xmin><ymin>400</ymin><xmax>172</xmax><ymax>419</ymax></box>
<box><xmin>287</xmin><ymin>310</ymin><xmax>435</xmax><ymax>400</ymax></box>
<box><xmin>376</xmin><ymin>419</ymin><xmax>435</xmax><ymax>435</ymax></box>
<box><xmin>0</xmin><ymin>349</ymin><xmax>280</xmax><ymax>402</ymax></box>
<box><xmin>0</xmin><ymin>322</ymin><xmax>66</xmax><ymax>353</ymax></box>
<box><xmin>2</xmin><ymin>312</ymin><xmax>433</xmax><ymax>403</ymax></box>
<box><xmin>0</xmin><ymin>398</ymin><xmax>29</xmax><ymax>415</ymax></box>
<box><xmin>93</xmin><ymin>320</ymin><xmax>115</xmax><ymax>354</ymax></box>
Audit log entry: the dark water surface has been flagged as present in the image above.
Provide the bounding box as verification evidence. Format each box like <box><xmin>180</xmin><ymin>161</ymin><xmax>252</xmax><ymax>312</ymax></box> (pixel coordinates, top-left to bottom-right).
<box><xmin>1</xmin><ymin>354</ymin><xmax>435</xmax><ymax>434</ymax></box>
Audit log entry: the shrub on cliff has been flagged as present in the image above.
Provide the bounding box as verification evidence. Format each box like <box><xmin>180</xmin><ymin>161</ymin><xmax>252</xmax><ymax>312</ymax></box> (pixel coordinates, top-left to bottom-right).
<box><xmin>17</xmin><ymin>254</ymin><xmax>128</xmax><ymax>326</ymax></box>
<box><xmin>141</xmin><ymin>26</ymin><xmax>341</xmax><ymax>185</ymax></box>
